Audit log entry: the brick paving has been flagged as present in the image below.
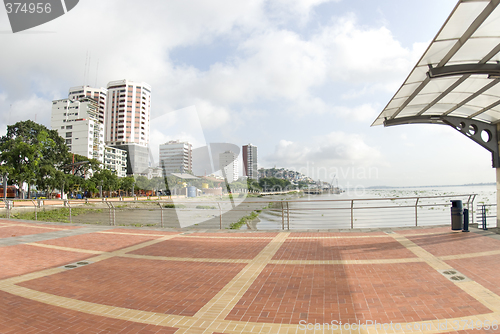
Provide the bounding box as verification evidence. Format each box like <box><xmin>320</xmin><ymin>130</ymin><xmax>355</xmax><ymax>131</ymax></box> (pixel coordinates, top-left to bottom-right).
<box><xmin>19</xmin><ymin>257</ymin><xmax>246</xmax><ymax>316</ymax></box>
<box><xmin>225</xmin><ymin>263</ymin><xmax>489</xmax><ymax>325</ymax></box>
<box><xmin>446</xmin><ymin>254</ymin><xmax>500</xmax><ymax>296</ymax></box>
<box><xmin>273</xmin><ymin>236</ymin><xmax>417</xmax><ymax>261</ymax></box>
<box><xmin>35</xmin><ymin>232</ymin><xmax>160</xmax><ymax>252</ymax></box>
<box><xmin>0</xmin><ymin>220</ymin><xmax>499</xmax><ymax>333</ymax></box>
<box><xmin>0</xmin><ymin>244</ymin><xmax>92</xmax><ymax>279</ymax></box>
<box><xmin>0</xmin><ymin>226</ymin><xmax>66</xmax><ymax>238</ymax></box>
<box><xmin>0</xmin><ymin>291</ymin><xmax>178</xmax><ymax>333</ymax></box>
<box><xmin>406</xmin><ymin>232</ymin><xmax>500</xmax><ymax>257</ymax></box>
<box><xmin>130</xmin><ymin>237</ymin><xmax>271</xmax><ymax>259</ymax></box>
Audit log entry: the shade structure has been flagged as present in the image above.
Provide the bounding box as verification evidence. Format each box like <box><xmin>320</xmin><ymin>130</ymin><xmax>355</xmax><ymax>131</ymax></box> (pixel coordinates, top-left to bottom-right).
<box><xmin>372</xmin><ymin>0</ymin><xmax>500</xmax><ymax>167</ymax></box>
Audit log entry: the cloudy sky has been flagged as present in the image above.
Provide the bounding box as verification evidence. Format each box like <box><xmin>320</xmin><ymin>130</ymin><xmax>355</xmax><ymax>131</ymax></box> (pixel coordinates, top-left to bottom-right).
<box><xmin>0</xmin><ymin>0</ymin><xmax>495</xmax><ymax>187</ymax></box>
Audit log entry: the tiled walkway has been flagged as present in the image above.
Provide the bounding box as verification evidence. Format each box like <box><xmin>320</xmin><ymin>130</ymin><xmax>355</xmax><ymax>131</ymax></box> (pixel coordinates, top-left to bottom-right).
<box><xmin>0</xmin><ymin>219</ymin><xmax>499</xmax><ymax>333</ymax></box>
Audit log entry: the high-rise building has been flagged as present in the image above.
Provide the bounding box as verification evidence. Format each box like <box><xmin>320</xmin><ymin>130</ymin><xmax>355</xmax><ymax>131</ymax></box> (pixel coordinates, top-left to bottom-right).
<box><xmin>51</xmin><ymin>98</ymin><xmax>105</xmax><ymax>163</ymax></box>
<box><xmin>219</xmin><ymin>151</ymin><xmax>238</xmax><ymax>183</ymax></box>
<box><xmin>242</xmin><ymin>144</ymin><xmax>258</xmax><ymax>180</ymax></box>
<box><xmin>104</xmin><ymin>146</ymin><xmax>127</xmax><ymax>178</ymax></box>
<box><xmin>159</xmin><ymin>140</ymin><xmax>192</xmax><ymax>174</ymax></box>
<box><xmin>105</xmin><ymin>79</ymin><xmax>152</xmax><ymax>175</ymax></box>
<box><xmin>68</xmin><ymin>86</ymin><xmax>107</xmax><ymax>125</ymax></box>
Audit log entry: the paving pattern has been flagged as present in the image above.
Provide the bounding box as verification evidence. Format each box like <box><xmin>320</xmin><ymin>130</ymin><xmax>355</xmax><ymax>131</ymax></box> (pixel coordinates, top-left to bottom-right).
<box><xmin>0</xmin><ymin>218</ymin><xmax>499</xmax><ymax>333</ymax></box>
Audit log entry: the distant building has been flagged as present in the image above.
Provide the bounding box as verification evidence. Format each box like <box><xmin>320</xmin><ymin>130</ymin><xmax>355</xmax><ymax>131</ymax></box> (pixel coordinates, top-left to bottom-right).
<box><xmin>105</xmin><ymin>79</ymin><xmax>151</xmax><ymax>175</ymax></box>
<box><xmin>242</xmin><ymin>144</ymin><xmax>258</xmax><ymax>180</ymax></box>
<box><xmin>219</xmin><ymin>151</ymin><xmax>238</xmax><ymax>182</ymax></box>
<box><xmin>104</xmin><ymin>146</ymin><xmax>127</xmax><ymax>178</ymax></box>
<box><xmin>68</xmin><ymin>86</ymin><xmax>107</xmax><ymax>125</ymax></box>
<box><xmin>51</xmin><ymin>98</ymin><xmax>105</xmax><ymax>164</ymax></box>
<box><xmin>159</xmin><ymin>140</ymin><xmax>192</xmax><ymax>174</ymax></box>
<box><xmin>138</xmin><ymin>166</ymin><xmax>164</xmax><ymax>180</ymax></box>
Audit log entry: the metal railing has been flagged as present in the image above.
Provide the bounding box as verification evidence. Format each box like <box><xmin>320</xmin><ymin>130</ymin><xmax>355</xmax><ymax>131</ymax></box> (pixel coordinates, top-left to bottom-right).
<box><xmin>477</xmin><ymin>203</ymin><xmax>497</xmax><ymax>230</ymax></box>
<box><xmin>0</xmin><ymin>194</ymin><xmax>480</xmax><ymax>230</ymax></box>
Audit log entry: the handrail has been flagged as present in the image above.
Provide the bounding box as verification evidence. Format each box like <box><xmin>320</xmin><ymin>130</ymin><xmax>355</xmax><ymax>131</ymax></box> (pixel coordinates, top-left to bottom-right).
<box><xmin>1</xmin><ymin>194</ymin><xmax>481</xmax><ymax>230</ymax></box>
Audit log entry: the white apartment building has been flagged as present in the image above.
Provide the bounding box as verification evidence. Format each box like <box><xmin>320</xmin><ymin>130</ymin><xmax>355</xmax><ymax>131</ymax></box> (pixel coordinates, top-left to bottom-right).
<box><xmin>159</xmin><ymin>140</ymin><xmax>192</xmax><ymax>174</ymax></box>
<box><xmin>51</xmin><ymin>98</ymin><xmax>105</xmax><ymax>163</ymax></box>
<box><xmin>104</xmin><ymin>146</ymin><xmax>127</xmax><ymax>178</ymax></box>
<box><xmin>68</xmin><ymin>86</ymin><xmax>107</xmax><ymax>125</ymax></box>
<box><xmin>219</xmin><ymin>151</ymin><xmax>238</xmax><ymax>183</ymax></box>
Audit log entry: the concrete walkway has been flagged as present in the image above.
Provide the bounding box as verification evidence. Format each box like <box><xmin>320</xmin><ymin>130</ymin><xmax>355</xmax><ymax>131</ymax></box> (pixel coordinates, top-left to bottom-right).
<box><xmin>0</xmin><ymin>218</ymin><xmax>499</xmax><ymax>333</ymax></box>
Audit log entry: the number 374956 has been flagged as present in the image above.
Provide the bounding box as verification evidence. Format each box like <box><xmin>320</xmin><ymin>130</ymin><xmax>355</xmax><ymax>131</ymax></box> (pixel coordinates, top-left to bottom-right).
<box><xmin>5</xmin><ymin>3</ymin><xmax>52</xmax><ymax>14</ymax></box>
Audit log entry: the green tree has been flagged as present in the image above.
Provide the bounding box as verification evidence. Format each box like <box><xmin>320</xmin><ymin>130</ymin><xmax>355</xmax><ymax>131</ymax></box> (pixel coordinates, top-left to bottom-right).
<box><xmin>0</xmin><ymin>120</ymin><xmax>69</xmax><ymax>198</ymax></box>
<box><xmin>119</xmin><ymin>176</ymin><xmax>135</xmax><ymax>195</ymax></box>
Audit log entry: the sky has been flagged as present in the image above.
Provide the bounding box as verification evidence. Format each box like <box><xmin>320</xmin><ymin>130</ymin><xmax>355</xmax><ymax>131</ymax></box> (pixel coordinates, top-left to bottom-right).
<box><xmin>0</xmin><ymin>0</ymin><xmax>496</xmax><ymax>188</ymax></box>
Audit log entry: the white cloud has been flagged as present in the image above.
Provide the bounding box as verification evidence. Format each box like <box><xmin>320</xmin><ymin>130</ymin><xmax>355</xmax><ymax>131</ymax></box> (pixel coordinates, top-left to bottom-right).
<box><xmin>266</xmin><ymin>132</ymin><xmax>383</xmax><ymax>168</ymax></box>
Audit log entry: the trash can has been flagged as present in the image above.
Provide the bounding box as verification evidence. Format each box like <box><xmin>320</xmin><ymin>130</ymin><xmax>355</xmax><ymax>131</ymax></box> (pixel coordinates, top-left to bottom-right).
<box><xmin>462</xmin><ymin>208</ymin><xmax>469</xmax><ymax>232</ymax></box>
<box><xmin>187</xmin><ymin>186</ymin><xmax>197</xmax><ymax>198</ymax></box>
<box><xmin>450</xmin><ymin>200</ymin><xmax>463</xmax><ymax>230</ymax></box>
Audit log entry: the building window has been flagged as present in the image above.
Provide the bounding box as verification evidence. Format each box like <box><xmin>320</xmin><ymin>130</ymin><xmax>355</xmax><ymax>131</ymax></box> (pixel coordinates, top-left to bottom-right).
<box><xmin>66</xmin><ymin>125</ymin><xmax>72</xmax><ymax>129</ymax></box>
<box><xmin>66</xmin><ymin>139</ymin><xmax>72</xmax><ymax>145</ymax></box>
<box><xmin>66</xmin><ymin>132</ymin><xmax>72</xmax><ymax>138</ymax></box>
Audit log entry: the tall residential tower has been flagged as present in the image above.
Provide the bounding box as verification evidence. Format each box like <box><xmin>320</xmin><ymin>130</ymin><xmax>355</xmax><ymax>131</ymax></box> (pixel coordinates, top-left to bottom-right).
<box><xmin>242</xmin><ymin>144</ymin><xmax>258</xmax><ymax>180</ymax></box>
<box><xmin>105</xmin><ymin>79</ymin><xmax>152</xmax><ymax>175</ymax></box>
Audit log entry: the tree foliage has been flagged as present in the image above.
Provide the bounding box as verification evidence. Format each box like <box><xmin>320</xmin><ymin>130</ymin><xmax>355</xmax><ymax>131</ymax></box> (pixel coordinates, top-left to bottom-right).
<box><xmin>0</xmin><ymin>120</ymin><xmax>70</xmax><ymax>198</ymax></box>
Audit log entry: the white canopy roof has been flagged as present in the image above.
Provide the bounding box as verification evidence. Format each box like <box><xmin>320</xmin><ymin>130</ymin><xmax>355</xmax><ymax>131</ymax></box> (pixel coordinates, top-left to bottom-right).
<box><xmin>373</xmin><ymin>0</ymin><xmax>500</xmax><ymax>127</ymax></box>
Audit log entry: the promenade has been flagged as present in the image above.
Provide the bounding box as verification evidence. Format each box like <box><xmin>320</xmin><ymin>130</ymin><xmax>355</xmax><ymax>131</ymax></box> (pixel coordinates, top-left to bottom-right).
<box><xmin>0</xmin><ymin>219</ymin><xmax>499</xmax><ymax>333</ymax></box>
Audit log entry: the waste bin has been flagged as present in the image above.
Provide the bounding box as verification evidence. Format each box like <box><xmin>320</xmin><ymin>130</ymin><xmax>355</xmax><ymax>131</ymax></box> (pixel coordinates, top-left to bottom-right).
<box><xmin>187</xmin><ymin>186</ymin><xmax>197</xmax><ymax>198</ymax></box>
<box><xmin>463</xmin><ymin>208</ymin><xmax>469</xmax><ymax>232</ymax></box>
<box><xmin>450</xmin><ymin>200</ymin><xmax>463</xmax><ymax>230</ymax></box>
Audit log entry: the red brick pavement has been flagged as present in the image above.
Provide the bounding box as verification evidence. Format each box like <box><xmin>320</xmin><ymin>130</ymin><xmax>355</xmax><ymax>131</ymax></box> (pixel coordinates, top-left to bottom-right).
<box><xmin>0</xmin><ymin>244</ymin><xmax>92</xmax><ymax>279</ymax></box>
<box><xmin>226</xmin><ymin>263</ymin><xmax>490</xmax><ymax>325</ymax></box>
<box><xmin>396</xmin><ymin>227</ymin><xmax>453</xmax><ymax>235</ymax></box>
<box><xmin>0</xmin><ymin>221</ymin><xmax>81</xmax><ymax>229</ymax></box>
<box><xmin>130</xmin><ymin>237</ymin><xmax>271</xmax><ymax>259</ymax></box>
<box><xmin>35</xmin><ymin>232</ymin><xmax>160</xmax><ymax>252</ymax></box>
<box><xmin>103</xmin><ymin>229</ymin><xmax>180</xmax><ymax>236</ymax></box>
<box><xmin>0</xmin><ymin>226</ymin><xmax>66</xmax><ymax>238</ymax></box>
<box><xmin>446</xmin><ymin>254</ymin><xmax>500</xmax><ymax>296</ymax></box>
<box><xmin>19</xmin><ymin>257</ymin><xmax>246</xmax><ymax>316</ymax></box>
<box><xmin>273</xmin><ymin>237</ymin><xmax>417</xmax><ymax>261</ymax></box>
<box><xmin>406</xmin><ymin>233</ymin><xmax>500</xmax><ymax>257</ymax></box>
<box><xmin>186</xmin><ymin>232</ymin><xmax>278</xmax><ymax>238</ymax></box>
<box><xmin>0</xmin><ymin>291</ymin><xmax>178</xmax><ymax>333</ymax></box>
<box><xmin>290</xmin><ymin>232</ymin><xmax>386</xmax><ymax>237</ymax></box>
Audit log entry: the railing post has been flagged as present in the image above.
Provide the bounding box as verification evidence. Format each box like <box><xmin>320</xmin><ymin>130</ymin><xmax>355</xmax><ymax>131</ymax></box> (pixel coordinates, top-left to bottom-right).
<box><xmin>31</xmin><ymin>200</ymin><xmax>37</xmax><ymax>221</ymax></box>
<box><xmin>158</xmin><ymin>202</ymin><xmax>164</xmax><ymax>228</ymax></box>
<box><xmin>66</xmin><ymin>200</ymin><xmax>72</xmax><ymax>223</ymax></box>
<box><xmin>415</xmin><ymin>198</ymin><xmax>419</xmax><ymax>227</ymax></box>
<box><xmin>281</xmin><ymin>202</ymin><xmax>284</xmax><ymax>230</ymax></box>
<box><xmin>105</xmin><ymin>201</ymin><xmax>112</xmax><ymax>226</ymax></box>
<box><xmin>217</xmin><ymin>202</ymin><xmax>222</xmax><ymax>229</ymax></box>
<box><xmin>350</xmin><ymin>200</ymin><xmax>354</xmax><ymax>229</ymax></box>
<box><xmin>287</xmin><ymin>201</ymin><xmax>290</xmax><ymax>230</ymax></box>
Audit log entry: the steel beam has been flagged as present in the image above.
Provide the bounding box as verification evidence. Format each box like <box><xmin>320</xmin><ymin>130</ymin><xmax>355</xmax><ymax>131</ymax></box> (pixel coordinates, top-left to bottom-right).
<box><xmin>384</xmin><ymin>115</ymin><xmax>500</xmax><ymax>167</ymax></box>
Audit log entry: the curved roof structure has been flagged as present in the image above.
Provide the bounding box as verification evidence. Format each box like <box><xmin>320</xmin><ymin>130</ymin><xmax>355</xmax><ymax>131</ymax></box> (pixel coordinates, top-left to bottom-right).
<box><xmin>372</xmin><ymin>0</ymin><xmax>500</xmax><ymax>166</ymax></box>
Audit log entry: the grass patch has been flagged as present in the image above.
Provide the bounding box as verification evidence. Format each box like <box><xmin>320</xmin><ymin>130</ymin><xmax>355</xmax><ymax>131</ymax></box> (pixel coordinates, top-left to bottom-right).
<box><xmin>196</xmin><ymin>205</ymin><xmax>217</xmax><ymax>209</ymax></box>
<box><xmin>163</xmin><ymin>204</ymin><xmax>186</xmax><ymax>209</ymax></box>
<box><xmin>5</xmin><ymin>206</ymin><xmax>103</xmax><ymax>223</ymax></box>
<box><xmin>229</xmin><ymin>211</ymin><xmax>259</xmax><ymax>230</ymax></box>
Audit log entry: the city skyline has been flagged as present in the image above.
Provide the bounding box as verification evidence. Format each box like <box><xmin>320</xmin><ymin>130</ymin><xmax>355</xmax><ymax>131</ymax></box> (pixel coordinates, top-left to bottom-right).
<box><xmin>1</xmin><ymin>0</ymin><xmax>495</xmax><ymax>187</ymax></box>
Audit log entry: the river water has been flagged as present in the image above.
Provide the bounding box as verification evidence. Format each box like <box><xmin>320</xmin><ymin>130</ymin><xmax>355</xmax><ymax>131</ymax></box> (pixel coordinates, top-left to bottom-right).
<box><xmin>255</xmin><ymin>185</ymin><xmax>497</xmax><ymax>230</ymax></box>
